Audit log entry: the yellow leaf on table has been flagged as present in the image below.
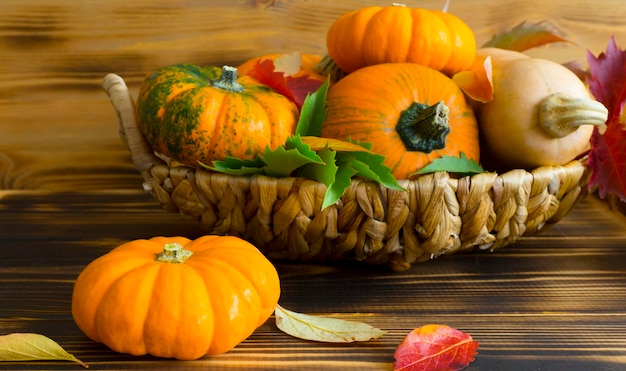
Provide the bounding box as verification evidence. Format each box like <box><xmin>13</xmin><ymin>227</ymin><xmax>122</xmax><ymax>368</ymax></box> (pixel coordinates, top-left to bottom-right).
<box><xmin>0</xmin><ymin>333</ymin><xmax>88</xmax><ymax>368</ymax></box>
<box><xmin>274</xmin><ymin>304</ymin><xmax>386</xmax><ymax>343</ymax></box>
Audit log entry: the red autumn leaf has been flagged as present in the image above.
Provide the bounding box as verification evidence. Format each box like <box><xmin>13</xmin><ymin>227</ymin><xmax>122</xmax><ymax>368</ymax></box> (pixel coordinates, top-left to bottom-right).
<box><xmin>393</xmin><ymin>324</ymin><xmax>478</xmax><ymax>371</ymax></box>
<box><xmin>247</xmin><ymin>59</ymin><xmax>324</xmax><ymax>109</ymax></box>
<box><xmin>586</xmin><ymin>36</ymin><xmax>626</xmax><ymax>201</ymax></box>
<box><xmin>482</xmin><ymin>20</ymin><xmax>570</xmax><ymax>51</ymax></box>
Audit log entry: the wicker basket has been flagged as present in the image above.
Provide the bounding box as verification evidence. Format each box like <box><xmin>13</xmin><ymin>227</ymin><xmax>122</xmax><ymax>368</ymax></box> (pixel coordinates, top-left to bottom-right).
<box><xmin>104</xmin><ymin>73</ymin><xmax>591</xmax><ymax>271</ymax></box>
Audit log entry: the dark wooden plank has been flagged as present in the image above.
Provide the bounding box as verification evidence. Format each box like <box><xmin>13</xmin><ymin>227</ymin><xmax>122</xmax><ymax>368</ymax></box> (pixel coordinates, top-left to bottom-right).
<box><xmin>1</xmin><ymin>191</ymin><xmax>626</xmax><ymax>369</ymax></box>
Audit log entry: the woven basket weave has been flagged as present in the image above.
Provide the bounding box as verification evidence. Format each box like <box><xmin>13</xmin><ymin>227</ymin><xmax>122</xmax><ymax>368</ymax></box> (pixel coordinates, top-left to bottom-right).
<box><xmin>104</xmin><ymin>73</ymin><xmax>591</xmax><ymax>271</ymax></box>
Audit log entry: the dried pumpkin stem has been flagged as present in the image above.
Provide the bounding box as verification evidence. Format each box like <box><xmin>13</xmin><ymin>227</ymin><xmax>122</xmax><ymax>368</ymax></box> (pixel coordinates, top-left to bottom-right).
<box><xmin>155</xmin><ymin>242</ymin><xmax>193</xmax><ymax>263</ymax></box>
<box><xmin>539</xmin><ymin>92</ymin><xmax>608</xmax><ymax>138</ymax></box>
<box><xmin>396</xmin><ymin>100</ymin><xmax>450</xmax><ymax>153</ymax></box>
<box><xmin>211</xmin><ymin>66</ymin><xmax>244</xmax><ymax>92</ymax></box>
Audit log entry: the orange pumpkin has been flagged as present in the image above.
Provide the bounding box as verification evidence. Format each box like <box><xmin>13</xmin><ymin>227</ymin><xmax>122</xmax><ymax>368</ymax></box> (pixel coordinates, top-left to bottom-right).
<box><xmin>320</xmin><ymin>63</ymin><xmax>480</xmax><ymax>179</ymax></box>
<box><xmin>326</xmin><ymin>5</ymin><xmax>476</xmax><ymax>75</ymax></box>
<box><xmin>136</xmin><ymin>64</ymin><xmax>299</xmax><ymax>166</ymax></box>
<box><xmin>71</xmin><ymin>236</ymin><xmax>281</xmax><ymax>360</ymax></box>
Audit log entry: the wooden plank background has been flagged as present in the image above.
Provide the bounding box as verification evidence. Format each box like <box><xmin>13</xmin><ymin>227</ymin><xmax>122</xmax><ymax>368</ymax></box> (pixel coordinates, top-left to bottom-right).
<box><xmin>1</xmin><ymin>0</ymin><xmax>626</xmax><ymax>191</ymax></box>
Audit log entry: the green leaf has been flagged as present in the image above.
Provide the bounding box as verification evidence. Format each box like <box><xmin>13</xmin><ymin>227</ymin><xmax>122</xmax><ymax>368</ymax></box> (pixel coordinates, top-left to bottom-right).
<box><xmin>274</xmin><ymin>304</ymin><xmax>386</xmax><ymax>343</ymax></box>
<box><xmin>261</xmin><ymin>142</ymin><xmax>323</xmax><ymax>178</ymax></box>
<box><xmin>284</xmin><ymin>135</ymin><xmax>322</xmax><ymax>159</ymax></box>
<box><xmin>322</xmin><ymin>154</ymin><xmax>358</xmax><ymax>209</ymax></box>
<box><xmin>415</xmin><ymin>152</ymin><xmax>485</xmax><ymax>177</ymax></box>
<box><xmin>350</xmin><ymin>151</ymin><xmax>405</xmax><ymax>191</ymax></box>
<box><xmin>295</xmin><ymin>78</ymin><xmax>330</xmax><ymax>136</ymax></box>
<box><xmin>204</xmin><ymin>156</ymin><xmax>266</xmax><ymax>176</ymax></box>
<box><xmin>0</xmin><ymin>333</ymin><xmax>88</xmax><ymax>368</ymax></box>
<box><xmin>298</xmin><ymin>146</ymin><xmax>338</xmax><ymax>188</ymax></box>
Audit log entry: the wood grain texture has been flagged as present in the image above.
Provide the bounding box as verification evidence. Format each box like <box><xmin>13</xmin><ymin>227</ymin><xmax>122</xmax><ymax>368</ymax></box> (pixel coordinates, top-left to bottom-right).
<box><xmin>1</xmin><ymin>0</ymin><xmax>626</xmax><ymax>190</ymax></box>
<box><xmin>2</xmin><ymin>1</ymin><xmax>626</xmax><ymax>369</ymax></box>
<box><xmin>1</xmin><ymin>192</ymin><xmax>626</xmax><ymax>370</ymax></box>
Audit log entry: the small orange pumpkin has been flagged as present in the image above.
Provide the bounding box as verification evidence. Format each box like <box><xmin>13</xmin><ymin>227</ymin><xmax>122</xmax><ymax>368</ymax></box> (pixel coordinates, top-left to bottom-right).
<box><xmin>71</xmin><ymin>236</ymin><xmax>281</xmax><ymax>360</ymax></box>
<box><xmin>326</xmin><ymin>4</ymin><xmax>476</xmax><ymax>75</ymax></box>
<box><xmin>320</xmin><ymin>63</ymin><xmax>480</xmax><ymax>179</ymax></box>
<box><xmin>136</xmin><ymin>64</ymin><xmax>299</xmax><ymax>166</ymax></box>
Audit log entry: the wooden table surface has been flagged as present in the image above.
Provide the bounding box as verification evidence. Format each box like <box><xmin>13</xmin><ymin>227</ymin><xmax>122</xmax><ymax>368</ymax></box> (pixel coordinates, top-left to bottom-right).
<box><xmin>2</xmin><ymin>0</ymin><xmax>626</xmax><ymax>370</ymax></box>
<box><xmin>2</xmin><ymin>191</ymin><xmax>626</xmax><ymax>370</ymax></box>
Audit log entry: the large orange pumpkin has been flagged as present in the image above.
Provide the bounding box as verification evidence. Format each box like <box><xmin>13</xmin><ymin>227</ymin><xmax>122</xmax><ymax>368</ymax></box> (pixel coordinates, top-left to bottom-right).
<box><xmin>136</xmin><ymin>64</ymin><xmax>299</xmax><ymax>166</ymax></box>
<box><xmin>320</xmin><ymin>63</ymin><xmax>480</xmax><ymax>179</ymax></box>
<box><xmin>71</xmin><ymin>236</ymin><xmax>281</xmax><ymax>360</ymax></box>
<box><xmin>326</xmin><ymin>5</ymin><xmax>476</xmax><ymax>75</ymax></box>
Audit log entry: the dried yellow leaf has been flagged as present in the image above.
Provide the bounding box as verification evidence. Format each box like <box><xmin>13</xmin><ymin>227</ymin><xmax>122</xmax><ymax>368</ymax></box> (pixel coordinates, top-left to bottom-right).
<box><xmin>0</xmin><ymin>333</ymin><xmax>88</xmax><ymax>368</ymax></box>
<box><xmin>300</xmin><ymin>136</ymin><xmax>370</xmax><ymax>152</ymax></box>
<box><xmin>274</xmin><ymin>304</ymin><xmax>386</xmax><ymax>343</ymax></box>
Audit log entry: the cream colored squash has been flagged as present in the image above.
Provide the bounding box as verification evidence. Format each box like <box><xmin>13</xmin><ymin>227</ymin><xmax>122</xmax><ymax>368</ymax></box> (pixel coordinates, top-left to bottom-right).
<box><xmin>475</xmin><ymin>48</ymin><xmax>608</xmax><ymax>169</ymax></box>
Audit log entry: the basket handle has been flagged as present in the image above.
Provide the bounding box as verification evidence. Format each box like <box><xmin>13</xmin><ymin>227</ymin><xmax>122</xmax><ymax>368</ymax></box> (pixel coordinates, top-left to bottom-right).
<box><xmin>102</xmin><ymin>73</ymin><xmax>161</xmax><ymax>184</ymax></box>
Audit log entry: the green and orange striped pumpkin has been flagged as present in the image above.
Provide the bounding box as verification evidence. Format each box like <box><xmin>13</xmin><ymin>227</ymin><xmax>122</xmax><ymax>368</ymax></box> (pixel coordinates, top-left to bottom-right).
<box><xmin>136</xmin><ymin>64</ymin><xmax>299</xmax><ymax>166</ymax></box>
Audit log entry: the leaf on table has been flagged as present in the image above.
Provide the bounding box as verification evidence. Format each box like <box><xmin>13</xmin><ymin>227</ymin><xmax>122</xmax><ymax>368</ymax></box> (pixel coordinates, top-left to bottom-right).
<box><xmin>295</xmin><ymin>78</ymin><xmax>330</xmax><ymax>136</ymax></box>
<box><xmin>414</xmin><ymin>152</ymin><xmax>485</xmax><ymax>177</ymax></box>
<box><xmin>393</xmin><ymin>324</ymin><xmax>479</xmax><ymax>371</ymax></box>
<box><xmin>585</xmin><ymin>36</ymin><xmax>626</xmax><ymax>201</ymax></box>
<box><xmin>0</xmin><ymin>333</ymin><xmax>88</xmax><ymax>368</ymax></box>
<box><xmin>247</xmin><ymin>59</ymin><xmax>324</xmax><ymax>108</ymax></box>
<box><xmin>481</xmin><ymin>20</ymin><xmax>571</xmax><ymax>51</ymax></box>
<box><xmin>274</xmin><ymin>304</ymin><xmax>386</xmax><ymax>343</ymax></box>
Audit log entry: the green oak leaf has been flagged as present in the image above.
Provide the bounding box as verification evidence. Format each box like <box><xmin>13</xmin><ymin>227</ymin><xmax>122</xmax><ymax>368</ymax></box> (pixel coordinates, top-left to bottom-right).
<box><xmin>298</xmin><ymin>146</ymin><xmax>338</xmax><ymax>188</ymax></box>
<box><xmin>284</xmin><ymin>135</ymin><xmax>321</xmax><ymax>159</ymax></box>
<box><xmin>349</xmin><ymin>151</ymin><xmax>405</xmax><ymax>191</ymax></box>
<box><xmin>324</xmin><ymin>158</ymin><xmax>358</xmax><ymax>209</ymax></box>
<box><xmin>204</xmin><ymin>156</ymin><xmax>265</xmax><ymax>176</ymax></box>
<box><xmin>261</xmin><ymin>142</ymin><xmax>323</xmax><ymax>178</ymax></box>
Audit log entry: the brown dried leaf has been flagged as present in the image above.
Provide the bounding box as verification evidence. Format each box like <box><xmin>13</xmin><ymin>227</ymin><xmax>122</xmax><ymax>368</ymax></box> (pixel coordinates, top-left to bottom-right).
<box><xmin>482</xmin><ymin>20</ymin><xmax>571</xmax><ymax>51</ymax></box>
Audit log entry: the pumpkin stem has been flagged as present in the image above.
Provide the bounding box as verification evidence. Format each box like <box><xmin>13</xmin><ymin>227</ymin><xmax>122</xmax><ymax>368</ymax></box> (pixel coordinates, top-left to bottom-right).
<box><xmin>539</xmin><ymin>92</ymin><xmax>608</xmax><ymax>138</ymax></box>
<box><xmin>155</xmin><ymin>242</ymin><xmax>193</xmax><ymax>264</ymax></box>
<box><xmin>211</xmin><ymin>66</ymin><xmax>244</xmax><ymax>92</ymax></box>
<box><xmin>313</xmin><ymin>55</ymin><xmax>347</xmax><ymax>83</ymax></box>
<box><xmin>396</xmin><ymin>100</ymin><xmax>450</xmax><ymax>153</ymax></box>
